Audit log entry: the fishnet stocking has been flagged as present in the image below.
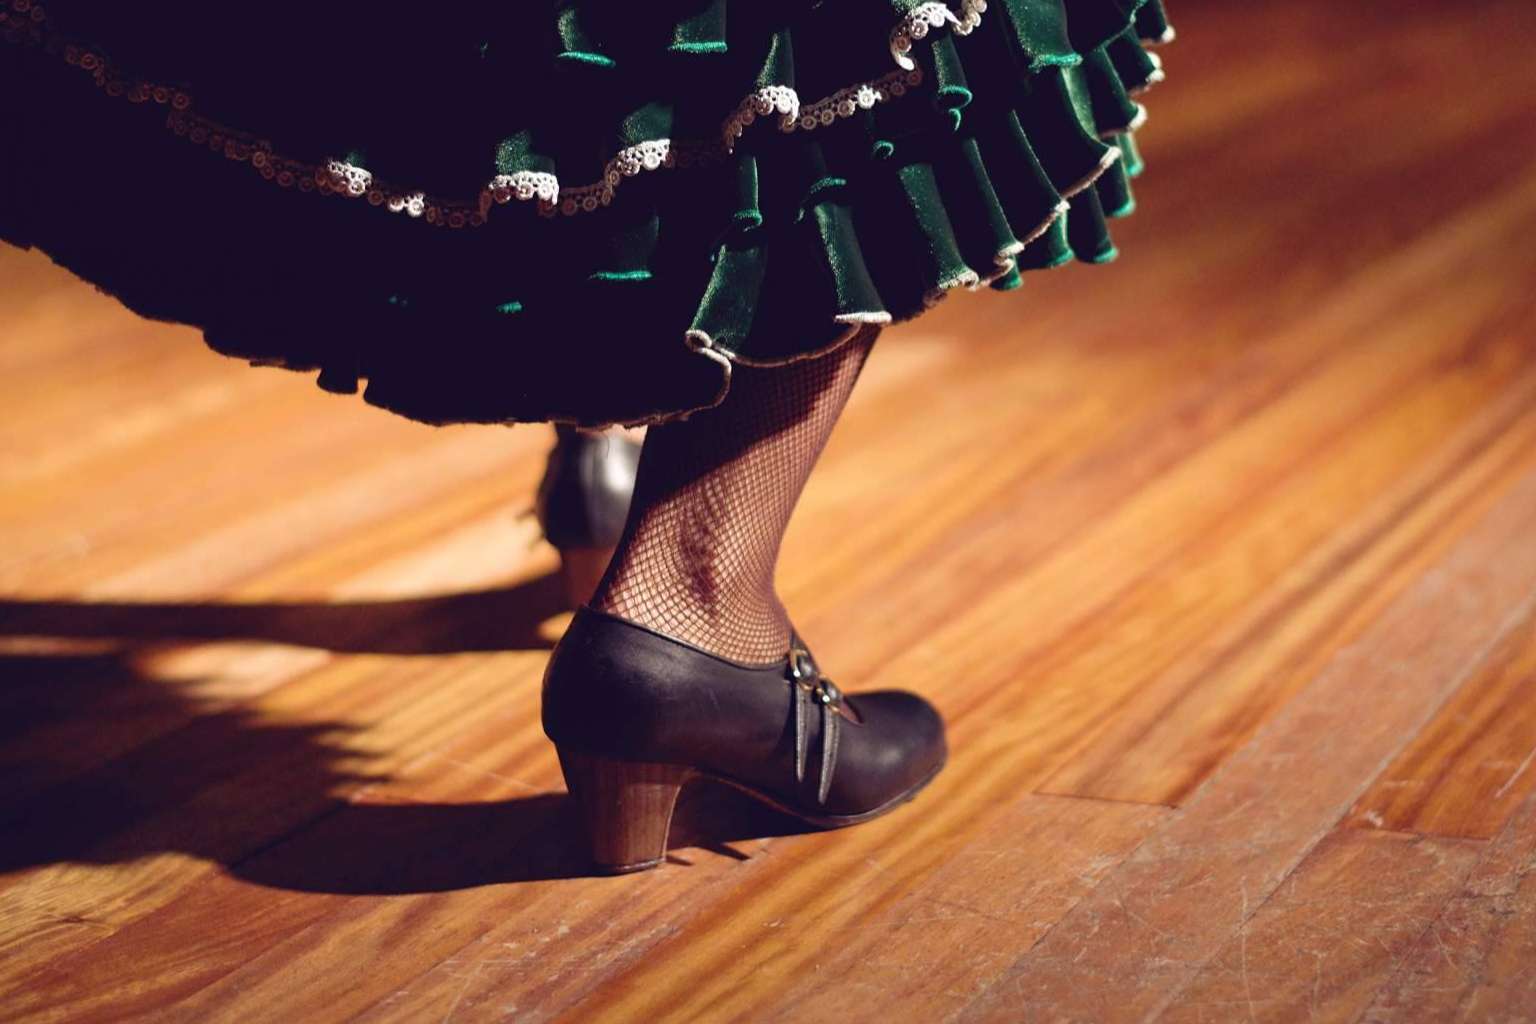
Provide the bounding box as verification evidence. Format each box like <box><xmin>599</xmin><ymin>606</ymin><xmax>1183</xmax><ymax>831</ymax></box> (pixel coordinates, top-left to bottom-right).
<box><xmin>589</xmin><ymin>327</ymin><xmax>879</xmax><ymax>664</ymax></box>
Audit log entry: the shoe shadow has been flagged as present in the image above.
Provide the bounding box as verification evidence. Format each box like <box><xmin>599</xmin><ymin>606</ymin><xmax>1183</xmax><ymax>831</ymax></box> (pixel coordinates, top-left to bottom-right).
<box><xmin>228</xmin><ymin>784</ymin><xmax>817</xmax><ymax>893</ymax></box>
<box><xmin>0</xmin><ymin>579</ymin><xmax>818</xmax><ymax>891</ymax></box>
<box><xmin>0</xmin><ymin>573</ymin><xmax>568</xmax><ymax>655</ymax></box>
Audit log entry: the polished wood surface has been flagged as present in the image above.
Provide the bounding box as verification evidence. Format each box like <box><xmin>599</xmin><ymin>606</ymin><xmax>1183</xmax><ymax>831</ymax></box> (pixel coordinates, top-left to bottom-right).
<box><xmin>4</xmin><ymin>1</ymin><xmax>1536</xmax><ymax>1020</ymax></box>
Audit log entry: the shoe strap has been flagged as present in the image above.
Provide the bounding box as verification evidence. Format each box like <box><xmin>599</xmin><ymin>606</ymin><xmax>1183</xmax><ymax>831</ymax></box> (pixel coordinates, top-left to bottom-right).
<box><xmin>787</xmin><ymin>636</ymin><xmax>849</xmax><ymax>805</ymax></box>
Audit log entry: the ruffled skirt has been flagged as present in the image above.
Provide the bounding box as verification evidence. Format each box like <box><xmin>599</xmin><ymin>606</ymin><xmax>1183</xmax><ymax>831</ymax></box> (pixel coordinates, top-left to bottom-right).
<box><xmin>0</xmin><ymin>0</ymin><xmax>1174</xmax><ymax>427</ymax></box>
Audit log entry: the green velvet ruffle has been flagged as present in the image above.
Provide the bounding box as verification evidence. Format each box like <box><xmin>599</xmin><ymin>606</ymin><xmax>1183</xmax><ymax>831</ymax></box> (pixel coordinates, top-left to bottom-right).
<box><xmin>0</xmin><ymin>0</ymin><xmax>1174</xmax><ymax>427</ymax></box>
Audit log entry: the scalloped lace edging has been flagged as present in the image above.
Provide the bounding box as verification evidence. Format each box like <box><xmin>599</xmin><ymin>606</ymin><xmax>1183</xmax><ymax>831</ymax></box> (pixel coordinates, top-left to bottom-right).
<box><xmin>792</xmin><ymin>68</ymin><xmax>926</xmax><ymax>133</ymax></box>
<box><xmin>2</xmin><ymin>0</ymin><xmax>1149</xmax><ymax>231</ymax></box>
<box><xmin>718</xmin><ymin>70</ymin><xmax>931</xmax><ymax>144</ymax></box>
<box><xmin>489</xmin><ymin>140</ymin><xmax>723</xmax><ymax>218</ymax></box>
<box><xmin>891</xmin><ymin>1</ymin><xmax>986</xmax><ymax>71</ymax></box>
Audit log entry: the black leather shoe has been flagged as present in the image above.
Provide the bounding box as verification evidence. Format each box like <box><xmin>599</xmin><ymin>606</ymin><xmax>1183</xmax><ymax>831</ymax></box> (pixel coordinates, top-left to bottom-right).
<box><xmin>532</xmin><ymin>426</ymin><xmax>641</xmax><ymax>606</ymax></box>
<box><xmin>543</xmin><ymin>606</ymin><xmax>948</xmax><ymax>873</ymax></box>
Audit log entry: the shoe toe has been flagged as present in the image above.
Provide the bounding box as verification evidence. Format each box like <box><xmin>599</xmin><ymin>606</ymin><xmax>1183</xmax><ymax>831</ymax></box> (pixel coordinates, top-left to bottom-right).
<box><xmin>829</xmin><ymin>690</ymin><xmax>946</xmax><ymax>815</ymax></box>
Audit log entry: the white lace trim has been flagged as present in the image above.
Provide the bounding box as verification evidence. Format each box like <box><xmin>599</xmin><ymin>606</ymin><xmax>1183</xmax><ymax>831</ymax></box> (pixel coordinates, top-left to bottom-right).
<box><xmin>320</xmin><ymin>143</ymin><xmax>722</xmax><ymax>224</ymax></box>
<box><xmin>722</xmin><ymin>85</ymin><xmax>800</xmax><ymax>148</ymax></box>
<box><xmin>325</xmin><ymin>160</ymin><xmax>372</xmax><ymax>197</ymax></box>
<box><xmin>486</xmin><ymin>171</ymin><xmax>560</xmax><ymax>207</ymax></box>
<box><xmin>6</xmin><ymin>0</ymin><xmax>1158</xmax><ymax>228</ymax></box>
<box><xmin>891</xmin><ymin>3</ymin><xmax>960</xmax><ymax>71</ymax></box>
<box><xmin>890</xmin><ymin>0</ymin><xmax>986</xmax><ymax>68</ymax></box>
<box><xmin>956</xmin><ymin>1</ymin><xmax>988</xmax><ymax>37</ymax></box>
<box><xmin>791</xmin><ymin>69</ymin><xmax>923</xmax><ymax>132</ymax></box>
<box><xmin>167</xmin><ymin>117</ymin><xmax>495</xmax><ymax>228</ymax></box>
<box><xmin>546</xmin><ymin>139</ymin><xmax>668</xmax><ymax>217</ymax></box>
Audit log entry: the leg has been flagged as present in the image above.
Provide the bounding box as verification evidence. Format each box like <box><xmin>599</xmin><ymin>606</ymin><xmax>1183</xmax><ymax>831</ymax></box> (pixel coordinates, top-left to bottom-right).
<box><xmin>590</xmin><ymin>327</ymin><xmax>879</xmax><ymax>663</ymax></box>
<box><xmin>545</xmin><ymin>326</ymin><xmax>946</xmax><ymax>872</ymax></box>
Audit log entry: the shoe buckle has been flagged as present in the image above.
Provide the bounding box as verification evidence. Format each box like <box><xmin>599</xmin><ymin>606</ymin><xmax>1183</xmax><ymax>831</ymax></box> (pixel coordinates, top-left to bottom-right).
<box><xmin>788</xmin><ymin>644</ymin><xmax>851</xmax><ymax>717</ymax></box>
<box><xmin>786</xmin><ymin>640</ymin><xmax>862</xmax><ymax>805</ymax></box>
<box><xmin>814</xmin><ymin>675</ymin><xmax>844</xmax><ymax>708</ymax></box>
<box><xmin>788</xmin><ymin>645</ymin><xmax>819</xmax><ymax>689</ymax></box>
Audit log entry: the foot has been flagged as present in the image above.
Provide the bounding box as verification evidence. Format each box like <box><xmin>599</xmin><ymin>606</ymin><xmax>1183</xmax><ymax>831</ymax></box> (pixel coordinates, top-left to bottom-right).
<box><xmin>543</xmin><ymin>606</ymin><xmax>948</xmax><ymax>872</ymax></box>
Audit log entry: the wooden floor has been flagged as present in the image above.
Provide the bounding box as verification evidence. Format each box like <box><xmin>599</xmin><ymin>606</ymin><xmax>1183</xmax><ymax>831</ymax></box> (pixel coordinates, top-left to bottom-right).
<box><xmin>5</xmin><ymin>2</ymin><xmax>1536</xmax><ymax>1020</ymax></box>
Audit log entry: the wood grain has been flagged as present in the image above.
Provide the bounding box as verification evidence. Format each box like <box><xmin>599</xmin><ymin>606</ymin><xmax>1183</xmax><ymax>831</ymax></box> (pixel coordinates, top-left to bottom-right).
<box><xmin>953</xmin><ymin>464</ymin><xmax>1536</xmax><ymax>1021</ymax></box>
<box><xmin>1348</xmin><ymin>615</ymin><xmax>1536</xmax><ymax>840</ymax></box>
<box><xmin>1362</xmin><ymin>789</ymin><xmax>1536</xmax><ymax>1022</ymax></box>
<box><xmin>1163</xmin><ymin>830</ymin><xmax>1484</xmax><ymax>1024</ymax></box>
<box><xmin>4</xmin><ymin>1</ymin><xmax>1536</xmax><ymax>1020</ymax></box>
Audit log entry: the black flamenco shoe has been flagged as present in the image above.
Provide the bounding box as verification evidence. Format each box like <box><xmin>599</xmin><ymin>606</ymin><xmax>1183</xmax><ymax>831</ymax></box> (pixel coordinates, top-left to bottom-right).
<box><xmin>531</xmin><ymin>426</ymin><xmax>642</xmax><ymax>607</ymax></box>
<box><xmin>542</xmin><ymin>606</ymin><xmax>948</xmax><ymax>873</ymax></box>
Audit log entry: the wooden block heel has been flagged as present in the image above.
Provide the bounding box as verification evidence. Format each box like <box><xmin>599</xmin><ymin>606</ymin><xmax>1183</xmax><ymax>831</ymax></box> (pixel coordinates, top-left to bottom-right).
<box><xmin>557</xmin><ymin>747</ymin><xmax>694</xmax><ymax>874</ymax></box>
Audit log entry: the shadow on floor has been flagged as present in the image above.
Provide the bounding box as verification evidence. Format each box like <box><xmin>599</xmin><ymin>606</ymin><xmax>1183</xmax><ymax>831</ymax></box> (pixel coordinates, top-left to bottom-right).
<box><xmin>0</xmin><ymin>573</ymin><xmax>569</xmax><ymax>655</ymax></box>
<box><xmin>229</xmin><ymin>783</ymin><xmax>813</xmax><ymax>893</ymax></box>
<box><xmin>0</xmin><ymin>579</ymin><xmax>816</xmax><ymax>890</ymax></box>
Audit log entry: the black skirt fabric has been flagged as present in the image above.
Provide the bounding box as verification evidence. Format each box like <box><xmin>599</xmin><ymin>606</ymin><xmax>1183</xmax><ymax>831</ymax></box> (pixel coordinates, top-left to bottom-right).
<box><xmin>0</xmin><ymin>0</ymin><xmax>1175</xmax><ymax>427</ymax></box>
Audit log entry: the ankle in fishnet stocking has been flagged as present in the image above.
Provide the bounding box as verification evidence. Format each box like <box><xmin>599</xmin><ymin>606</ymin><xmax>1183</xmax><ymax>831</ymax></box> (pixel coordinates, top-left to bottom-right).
<box><xmin>589</xmin><ymin>328</ymin><xmax>878</xmax><ymax>664</ymax></box>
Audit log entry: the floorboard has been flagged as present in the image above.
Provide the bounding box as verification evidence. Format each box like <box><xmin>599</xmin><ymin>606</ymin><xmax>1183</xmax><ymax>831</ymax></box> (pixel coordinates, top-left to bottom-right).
<box><xmin>4</xmin><ymin>1</ymin><xmax>1536</xmax><ymax>1020</ymax></box>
